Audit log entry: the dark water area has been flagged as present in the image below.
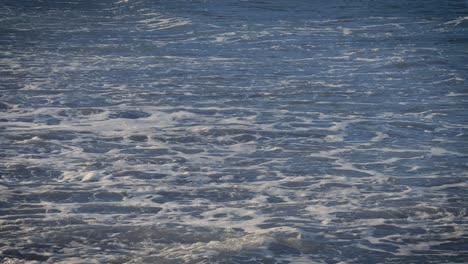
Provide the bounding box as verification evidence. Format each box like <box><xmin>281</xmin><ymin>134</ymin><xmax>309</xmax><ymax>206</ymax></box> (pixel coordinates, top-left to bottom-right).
<box><xmin>1</xmin><ymin>0</ymin><xmax>468</xmax><ymax>263</ymax></box>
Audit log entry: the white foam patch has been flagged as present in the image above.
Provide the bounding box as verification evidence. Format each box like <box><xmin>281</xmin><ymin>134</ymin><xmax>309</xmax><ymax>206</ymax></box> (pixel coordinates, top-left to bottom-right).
<box><xmin>444</xmin><ymin>16</ymin><xmax>468</xmax><ymax>26</ymax></box>
<box><xmin>371</xmin><ymin>132</ymin><xmax>389</xmax><ymax>142</ymax></box>
<box><xmin>447</xmin><ymin>92</ymin><xmax>468</xmax><ymax>97</ymax></box>
<box><xmin>158</xmin><ymin>234</ymin><xmax>274</xmax><ymax>260</ymax></box>
<box><xmin>325</xmin><ymin>135</ymin><xmax>344</xmax><ymax>142</ymax></box>
<box><xmin>136</xmin><ymin>13</ymin><xmax>191</xmax><ymax>31</ymax></box>
<box><xmin>354</xmin><ymin>57</ymin><xmax>383</xmax><ymax>62</ymax></box>
<box><xmin>157</xmin><ymin>226</ymin><xmax>302</xmax><ymax>261</ymax></box>
<box><xmin>81</xmin><ymin>171</ymin><xmax>106</xmax><ymax>182</ymax></box>
<box><xmin>430</xmin><ymin>147</ymin><xmax>463</xmax><ymax>156</ymax></box>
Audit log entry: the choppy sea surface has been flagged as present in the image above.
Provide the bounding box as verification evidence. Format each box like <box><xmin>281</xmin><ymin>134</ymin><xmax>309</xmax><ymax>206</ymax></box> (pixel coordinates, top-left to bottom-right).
<box><xmin>1</xmin><ymin>0</ymin><xmax>468</xmax><ymax>263</ymax></box>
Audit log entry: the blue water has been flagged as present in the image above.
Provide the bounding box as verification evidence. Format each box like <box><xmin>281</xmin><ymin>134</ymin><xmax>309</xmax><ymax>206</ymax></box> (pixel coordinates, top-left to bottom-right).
<box><xmin>1</xmin><ymin>0</ymin><xmax>467</xmax><ymax>263</ymax></box>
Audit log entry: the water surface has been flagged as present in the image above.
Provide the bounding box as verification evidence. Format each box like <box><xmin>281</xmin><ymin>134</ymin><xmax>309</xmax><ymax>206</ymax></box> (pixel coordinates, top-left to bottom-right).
<box><xmin>1</xmin><ymin>0</ymin><xmax>468</xmax><ymax>263</ymax></box>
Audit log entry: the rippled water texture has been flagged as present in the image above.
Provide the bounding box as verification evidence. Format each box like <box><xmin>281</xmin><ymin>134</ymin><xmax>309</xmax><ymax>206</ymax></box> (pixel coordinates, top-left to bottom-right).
<box><xmin>1</xmin><ymin>0</ymin><xmax>468</xmax><ymax>263</ymax></box>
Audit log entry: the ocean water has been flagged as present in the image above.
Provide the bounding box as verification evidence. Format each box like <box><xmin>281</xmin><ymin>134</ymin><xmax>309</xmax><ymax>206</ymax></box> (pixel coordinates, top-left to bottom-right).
<box><xmin>1</xmin><ymin>0</ymin><xmax>467</xmax><ymax>263</ymax></box>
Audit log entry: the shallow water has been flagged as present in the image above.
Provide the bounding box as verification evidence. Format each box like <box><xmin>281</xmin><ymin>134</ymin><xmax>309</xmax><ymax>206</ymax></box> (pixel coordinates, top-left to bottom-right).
<box><xmin>1</xmin><ymin>0</ymin><xmax>468</xmax><ymax>263</ymax></box>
